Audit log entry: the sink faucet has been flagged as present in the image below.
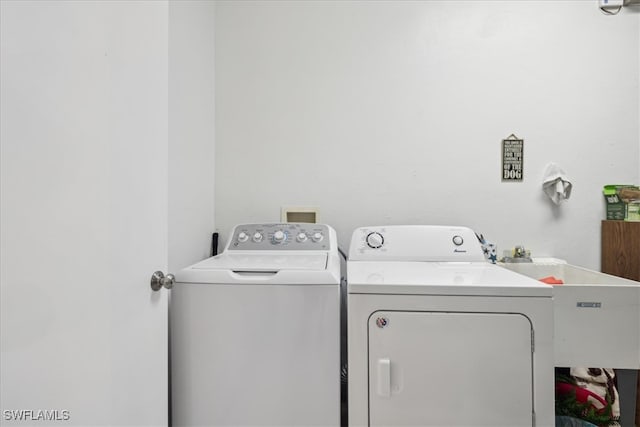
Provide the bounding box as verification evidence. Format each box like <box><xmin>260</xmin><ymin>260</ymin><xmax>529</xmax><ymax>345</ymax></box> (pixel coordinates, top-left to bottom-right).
<box><xmin>514</xmin><ymin>245</ymin><xmax>528</xmax><ymax>258</ymax></box>
<box><xmin>503</xmin><ymin>245</ymin><xmax>533</xmax><ymax>263</ymax></box>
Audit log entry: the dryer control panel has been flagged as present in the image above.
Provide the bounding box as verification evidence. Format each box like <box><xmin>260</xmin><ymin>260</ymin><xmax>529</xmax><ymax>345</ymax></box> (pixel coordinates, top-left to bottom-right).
<box><xmin>227</xmin><ymin>223</ymin><xmax>331</xmax><ymax>251</ymax></box>
<box><xmin>349</xmin><ymin>225</ymin><xmax>485</xmax><ymax>262</ymax></box>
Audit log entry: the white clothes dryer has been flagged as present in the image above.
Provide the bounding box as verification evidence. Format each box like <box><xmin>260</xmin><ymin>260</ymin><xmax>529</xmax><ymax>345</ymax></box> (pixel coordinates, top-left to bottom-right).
<box><xmin>171</xmin><ymin>223</ymin><xmax>341</xmax><ymax>427</ymax></box>
<box><xmin>347</xmin><ymin>225</ymin><xmax>554</xmax><ymax>427</ymax></box>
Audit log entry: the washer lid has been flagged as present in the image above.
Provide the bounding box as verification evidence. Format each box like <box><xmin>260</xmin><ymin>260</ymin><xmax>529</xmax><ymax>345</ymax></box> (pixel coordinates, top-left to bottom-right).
<box><xmin>190</xmin><ymin>252</ymin><xmax>328</xmax><ymax>272</ymax></box>
<box><xmin>348</xmin><ymin>261</ymin><xmax>552</xmax><ymax>297</ymax></box>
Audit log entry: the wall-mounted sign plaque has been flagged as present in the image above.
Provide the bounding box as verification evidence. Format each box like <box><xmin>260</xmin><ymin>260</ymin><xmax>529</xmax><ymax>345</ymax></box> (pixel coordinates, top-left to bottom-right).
<box><xmin>502</xmin><ymin>134</ymin><xmax>523</xmax><ymax>181</ymax></box>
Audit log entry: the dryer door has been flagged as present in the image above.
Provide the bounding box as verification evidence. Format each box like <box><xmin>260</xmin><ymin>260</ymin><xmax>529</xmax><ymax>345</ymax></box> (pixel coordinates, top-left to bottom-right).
<box><xmin>368</xmin><ymin>311</ymin><xmax>534</xmax><ymax>427</ymax></box>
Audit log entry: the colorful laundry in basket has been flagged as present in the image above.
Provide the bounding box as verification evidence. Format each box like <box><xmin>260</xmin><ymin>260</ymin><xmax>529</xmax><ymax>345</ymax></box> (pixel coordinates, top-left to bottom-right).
<box><xmin>555</xmin><ymin>367</ymin><xmax>620</xmax><ymax>427</ymax></box>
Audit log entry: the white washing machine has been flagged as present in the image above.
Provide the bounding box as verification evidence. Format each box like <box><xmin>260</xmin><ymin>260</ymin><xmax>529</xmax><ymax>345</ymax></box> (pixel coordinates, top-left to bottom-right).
<box><xmin>171</xmin><ymin>223</ymin><xmax>341</xmax><ymax>427</ymax></box>
<box><xmin>347</xmin><ymin>225</ymin><xmax>555</xmax><ymax>427</ymax></box>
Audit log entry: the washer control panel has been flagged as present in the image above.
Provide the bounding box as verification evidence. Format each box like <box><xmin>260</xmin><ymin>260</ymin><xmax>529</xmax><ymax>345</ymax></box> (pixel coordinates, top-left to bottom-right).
<box><xmin>228</xmin><ymin>223</ymin><xmax>330</xmax><ymax>251</ymax></box>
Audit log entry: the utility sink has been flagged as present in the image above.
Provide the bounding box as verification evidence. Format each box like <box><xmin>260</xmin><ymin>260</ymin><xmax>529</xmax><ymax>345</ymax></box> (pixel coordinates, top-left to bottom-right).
<box><xmin>500</xmin><ymin>260</ymin><xmax>640</xmax><ymax>369</ymax></box>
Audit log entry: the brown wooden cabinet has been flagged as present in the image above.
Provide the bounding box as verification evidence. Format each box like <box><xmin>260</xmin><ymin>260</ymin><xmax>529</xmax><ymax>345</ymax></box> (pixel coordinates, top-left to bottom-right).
<box><xmin>601</xmin><ymin>220</ymin><xmax>640</xmax><ymax>426</ymax></box>
<box><xmin>601</xmin><ymin>220</ymin><xmax>640</xmax><ymax>281</ymax></box>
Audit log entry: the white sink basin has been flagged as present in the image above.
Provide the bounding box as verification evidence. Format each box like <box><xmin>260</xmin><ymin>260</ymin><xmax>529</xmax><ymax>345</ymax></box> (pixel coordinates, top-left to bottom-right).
<box><xmin>500</xmin><ymin>261</ymin><xmax>640</xmax><ymax>369</ymax></box>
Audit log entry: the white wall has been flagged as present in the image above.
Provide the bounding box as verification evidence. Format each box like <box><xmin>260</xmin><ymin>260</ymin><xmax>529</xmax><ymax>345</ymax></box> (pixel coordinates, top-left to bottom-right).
<box><xmin>215</xmin><ymin>0</ymin><xmax>640</xmax><ymax>269</ymax></box>
<box><xmin>168</xmin><ymin>1</ymin><xmax>216</xmax><ymax>271</ymax></box>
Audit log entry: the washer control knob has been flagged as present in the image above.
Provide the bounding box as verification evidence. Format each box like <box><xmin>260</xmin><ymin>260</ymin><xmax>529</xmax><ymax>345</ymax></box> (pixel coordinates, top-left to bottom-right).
<box><xmin>273</xmin><ymin>230</ymin><xmax>286</xmax><ymax>243</ymax></box>
<box><xmin>366</xmin><ymin>232</ymin><xmax>384</xmax><ymax>249</ymax></box>
<box><xmin>311</xmin><ymin>232</ymin><xmax>324</xmax><ymax>243</ymax></box>
<box><xmin>296</xmin><ymin>232</ymin><xmax>308</xmax><ymax>243</ymax></box>
<box><xmin>452</xmin><ymin>235</ymin><xmax>464</xmax><ymax>246</ymax></box>
<box><xmin>252</xmin><ymin>232</ymin><xmax>263</xmax><ymax>243</ymax></box>
<box><xmin>237</xmin><ymin>232</ymin><xmax>249</xmax><ymax>243</ymax></box>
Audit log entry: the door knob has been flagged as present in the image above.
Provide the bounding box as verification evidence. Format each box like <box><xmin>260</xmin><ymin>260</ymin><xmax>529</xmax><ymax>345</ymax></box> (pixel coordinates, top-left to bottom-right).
<box><xmin>150</xmin><ymin>271</ymin><xmax>175</xmax><ymax>291</ymax></box>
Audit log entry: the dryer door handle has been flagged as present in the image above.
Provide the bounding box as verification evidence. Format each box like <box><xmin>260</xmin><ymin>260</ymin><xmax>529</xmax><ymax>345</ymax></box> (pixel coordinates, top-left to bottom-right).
<box><xmin>377</xmin><ymin>358</ymin><xmax>391</xmax><ymax>397</ymax></box>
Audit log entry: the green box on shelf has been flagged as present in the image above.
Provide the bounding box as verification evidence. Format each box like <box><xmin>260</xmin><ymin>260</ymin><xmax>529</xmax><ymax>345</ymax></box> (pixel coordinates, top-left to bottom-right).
<box><xmin>627</xmin><ymin>201</ymin><xmax>640</xmax><ymax>221</ymax></box>
<box><xmin>603</xmin><ymin>185</ymin><xmax>640</xmax><ymax>221</ymax></box>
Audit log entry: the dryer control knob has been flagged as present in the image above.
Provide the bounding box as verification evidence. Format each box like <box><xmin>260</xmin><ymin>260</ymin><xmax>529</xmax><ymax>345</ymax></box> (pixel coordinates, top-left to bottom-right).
<box><xmin>237</xmin><ymin>232</ymin><xmax>249</xmax><ymax>243</ymax></box>
<box><xmin>452</xmin><ymin>235</ymin><xmax>464</xmax><ymax>246</ymax></box>
<box><xmin>366</xmin><ymin>232</ymin><xmax>384</xmax><ymax>249</ymax></box>
<box><xmin>252</xmin><ymin>232</ymin><xmax>263</xmax><ymax>243</ymax></box>
<box><xmin>296</xmin><ymin>232</ymin><xmax>308</xmax><ymax>243</ymax></box>
<box><xmin>273</xmin><ymin>230</ymin><xmax>286</xmax><ymax>243</ymax></box>
<box><xmin>311</xmin><ymin>232</ymin><xmax>324</xmax><ymax>243</ymax></box>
